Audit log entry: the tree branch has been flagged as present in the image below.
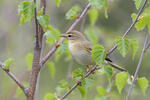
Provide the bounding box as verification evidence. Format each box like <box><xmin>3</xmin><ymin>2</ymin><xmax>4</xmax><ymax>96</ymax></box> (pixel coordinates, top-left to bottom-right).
<box><xmin>0</xmin><ymin>61</ymin><xmax>28</xmax><ymax>96</ymax></box>
<box><xmin>40</xmin><ymin>3</ymin><xmax>91</xmax><ymax>65</ymax></box>
<box><xmin>107</xmin><ymin>0</ymin><xmax>147</xmax><ymax>55</ymax></box>
<box><xmin>126</xmin><ymin>32</ymin><xmax>149</xmax><ymax>100</ymax></box>
<box><xmin>27</xmin><ymin>0</ymin><xmax>46</xmax><ymax>100</ymax></box>
<box><xmin>60</xmin><ymin>65</ymin><xmax>97</xmax><ymax>100</ymax></box>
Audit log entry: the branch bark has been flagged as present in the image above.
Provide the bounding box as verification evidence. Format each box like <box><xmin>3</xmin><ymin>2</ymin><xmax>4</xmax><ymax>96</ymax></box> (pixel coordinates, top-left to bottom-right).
<box><xmin>107</xmin><ymin>0</ymin><xmax>147</xmax><ymax>55</ymax></box>
<box><xmin>0</xmin><ymin>61</ymin><xmax>28</xmax><ymax>96</ymax></box>
<box><xmin>40</xmin><ymin>3</ymin><xmax>91</xmax><ymax>65</ymax></box>
<box><xmin>60</xmin><ymin>65</ymin><xmax>98</xmax><ymax>100</ymax></box>
<box><xmin>27</xmin><ymin>0</ymin><xmax>46</xmax><ymax>100</ymax></box>
<box><xmin>126</xmin><ymin>32</ymin><xmax>149</xmax><ymax>100</ymax></box>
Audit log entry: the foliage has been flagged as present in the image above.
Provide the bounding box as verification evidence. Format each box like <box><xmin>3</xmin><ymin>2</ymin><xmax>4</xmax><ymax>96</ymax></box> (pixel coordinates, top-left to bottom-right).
<box><xmin>131</xmin><ymin>7</ymin><xmax>150</xmax><ymax>32</ymax></box>
<box><xmin>16</xmin><ymin>82</ymin><xmax>29</xmax><ymax>98</ymax></box>
<box><xmin>115</xmin><ymin>72</ymin><xmax>128</xmax><ymax>93</ymax></box>
<box><xmin>47</xmin><ymin>62</ymin><xmax>56</xmax><ymax>78</ymax></box>
<box><xmin>18</xmin><ymin>1</ymin><xmax>35</xmax><ymax>25</ymax></box>
<box><xmin>115</xmin><ymin>36</ymin><xmax>139</xmax><ymax>58</ymax></box>
<box><xmin>44</xmin><ymin>93</ymin><xmax>55</xmax><ymax>100</ymax></box>
<box><xmin>92</xmin><ymin>45</ymin><xmax>106</xmax><ymax>66</ymax></box>
<box><xmin>65</xmin><ymin>5</ymin><xmax>81</xmax><ymax>20</ymax></box>
<box><xmin>2</xmin><ymin>58</ymin><xmax>14</xmax><ymax>70</ymax></box>
<box><xmin>26</xmin><ymin>53</ymin><xmax>33</xmax><ymax>70</ymax></box>
<box><xmin>137</xmin><ymin>77</ymin><xmax>149</xmax><ymax>95</ymax></box>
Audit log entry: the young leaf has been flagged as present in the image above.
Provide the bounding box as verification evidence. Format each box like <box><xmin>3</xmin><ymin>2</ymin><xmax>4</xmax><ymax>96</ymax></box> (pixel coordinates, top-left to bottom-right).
<box><xmin>85</xmin><ymin>28</ymin><xmax>98</xmax><ymax>44</ymax></box>
<box><xmin>130</xmin><ymin>39</ymin><xmax>139</xmax><ymax>59</ymax></box>
<box><xmin>65</xmin><ymin>5</ymin><xmax>81</xmax><ymax>20</ymax></box>
<box><xmin>134</xmin><ymin>0</ymin><xmax>144</xmax><ymax>10</ymax></box>
<box><xmin>104</xmin><ymin>65</ymin><xmax>113</xmax><ymax>79</ymax></box>
<box><xmin>97</xmin><ymin>86</ymin><xmax>107</xmax><ymax>96</ymax></box>
<box><xmin>115</xmin><ymin>36</ymin><xmax>130</xmax><ymax>57</ymax></box>
<box><xmin>3</xmin><ymin>58</ymin><xmax>14</xmax><ymax>70</ymax></box>
<box><xmin>131</xmin><ymin>13</ymin><xmax>146</xmax><ymax>31</ymax></box>
<box><xmin>16</xmin><ymin>82</ymin><xmax>29</xmax><ymax>98</ymax></box>
<box><xmin>47</xmin><ymin>62</ymin><xmax>55</xmax><ymax>78</ymax></box>
<box><xmin>73</xmin><ymin>68</ymin><xmax>84</xmax><ymax>78</ymax></box>
<box><xmin>137</xmin><ymin>77</ymin><xmax>149</xmax><ymax>95</ymax></box>
<box><xmin>37</xmin><ymin>14</ymin><xmax>49</xmax><ymax>29</ymax></box>
<box><xmin>88</xmin><ymin>8</ymin><xmax>99</xmax><ymax>26</ymax></box>
<box><xmin>59</xmin><ymin>80</ymin><xmax>69</xmax><ymax>88</ymax></box>
<box><xmin>56</xmin><ymin>0</ymin><xmax>61</xmax><ymax>7</ymax></box>
<box><xmin>26</xmin><ymin>53</ymin><xmax>33</xmax><ymax>70</ymax></box>
<box><xmin>44</xmin><ymin>93</ymin><xmax>55</xmax><ymax>100</ymax></box>
<box><xmin>92</xmin><ymin>45</ymin><xmax>106</xmax><ymax>66</ymax></box>
<box><xmin>44</xmin><ymin>25</ymin><xmax>60</xmax><ymax>43</ymax></box>
<box><xmin>115</xmin><ymin>72</ymin><xmax>128</xmax><ymax>93</ymax></box>
<box><xmin>78</xmin><ymin>86</ymin><xmax>86</xmax><ymax>98</ymax></box>
<box><xmin>18</xmin><ymin>1</ymin><xmax>35</xmax><ymax>25</ymax></box>
<box><xmin>88</xmin><ymin>0</ymin><xmax>105</xmax><ymax>9</ymax></box>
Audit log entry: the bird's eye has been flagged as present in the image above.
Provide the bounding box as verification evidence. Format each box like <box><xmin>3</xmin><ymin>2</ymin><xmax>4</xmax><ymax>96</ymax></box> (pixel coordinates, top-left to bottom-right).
<box><xmin>68</xmin><ymin>35</ymin><xmax>72</xmax><ymax>37</ymax></box>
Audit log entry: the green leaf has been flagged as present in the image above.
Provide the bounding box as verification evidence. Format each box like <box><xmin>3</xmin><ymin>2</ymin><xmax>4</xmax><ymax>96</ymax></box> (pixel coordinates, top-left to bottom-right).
<box><xmin>3</xmin><ymin>58</ymin><xmax>14</xmax><ymax>70</ymax></box>
<box><xmin>56</xmin><ymin>0</ymin><xmax>61</xmax><ymax>7</ymax></box>
<box><xmin>37</xmin><ymin>14</ymin><xmax>49</xmax><ymax>29</ymax></box>
<box><xmin>85</xmin><ymin>28</ymin><xmax>98</xmax><ymax>44</ymax></box>
<box><xmin>115</xmin><ymin>36</ymin><xmax>130</xmax><ymax>57</ymax></box>
<box><xmin>26</xmin><ymin>53</ymin><xmax>33</xmax><ymax>70</ymax></box>
<box><xmin>95</xmin><ymin>95</ymin><xmax>108</xmax><ymax>100</ymax></box>
<box><xmin>131</xmin><ymin>13</ymin><xmax>146</xmax><ymax>31</ymax></box>
<box><xmin>104</xmin><ymin>65</ymin><xmax>113</xmax><ymax>79</ymax></box>
<box><xmin>130</xmin><ymin>39</ymin><xmax>139</xmax><ymax>59</ymax></box>
<box><xmin>16</xmin><ymin>82</ymin><xmax>29</xmax><ymax>98</ymax></box>
<box><xmin>131</xmin><ymin>8</ymin><xmax>150</xmax><ymax>32</ymax></box>
<box><xmin>44</xmin><ymin>25</ymin><xmax>60</xmax><ymax>43</ymax></box>
<box><xmin>59</xmin><ymin>80</ymin><xmax>69</xmax><ymax>88</ymax></box>
<box><xmin>137</xmin><ymin>77</ymin><xmax>149</xmax><ymax>95</ymax></box>
<box><xmin>78</xmin><ymin>86</ymin><xmax>86</xmax><ymax>98</ymax></box>
<box><xmin>115</xmin><ymin>72</ymin><xmax>128</xmax><ymax>93</ymax></box>
<box><xmin>47</xmin><ymin>62</ymin><xmax>55</xmax><ymax>78</ymax></box>
<box><xmin>88</xmin><ymin>0</ymin><xmax>105</xmax><ymax>9</ymax></box>
<box><xmin>18</xmin><ymin>1</ymin><xmax>35</xmax><ymax>25</ymax></box>
<box><xmin>92</xmin><ymin>44</ymin><xmax>106</xmax><ymax>66</ymax></box>
<box><xmin>134</xmin><ymin>0</ymin><xmax>144</xmax><ymax>10</ymax></box>
<box><xmin>73</xmin><ymin>68</ymin><xmax>84</xmax><ymax>78</ymax></box>
<box><xmin>88</xmin><ymin>8</ymin><xmax>99</xmax><ymax>25</ymax></box>
<box><xmin>97</xmin><ymin>86</ymin><xmax>107</xmax><ymax>96</ymax></box>
<box><xmin>65</xmin><ymin>5</ymin><xmax>81</xmax><ymax>20</ymax></box>
<box><xmin>44</xmin><ymin>93</ymin><xmax>55</xmax><ymax>100</ymax></box>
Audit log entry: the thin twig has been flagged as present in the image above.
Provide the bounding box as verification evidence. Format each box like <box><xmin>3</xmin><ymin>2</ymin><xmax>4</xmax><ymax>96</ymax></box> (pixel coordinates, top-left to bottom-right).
<box><xmin>40</xmin><ymin>3</ymin><xmax>91</xmax><ymax>66</ymax></box>
<box><xmin>107</xmin><ymin>0</ymin><xmax>147</xmax><ymax>55</ymax></box>
<box><xmin>0</xmin><ymin>61</ymin><xmax>28</xmax><ymax>96</ymax></box>
<box><xmin>60</xmin><ymin>65</ymin><xmax>97</xmax><ymax>100</ymax></box>
<box><xmin>126</xmin><ymin>32</ymin><xmax>149</xmax><ymax>100</ymax></box>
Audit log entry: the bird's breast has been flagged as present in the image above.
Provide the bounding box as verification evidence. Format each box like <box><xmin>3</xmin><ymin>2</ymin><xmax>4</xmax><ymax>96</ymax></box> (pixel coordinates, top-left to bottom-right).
<box><xmin>68</xmin><ymin>42</ymin><xmax>94</xmax><ymax>65</ymax></box>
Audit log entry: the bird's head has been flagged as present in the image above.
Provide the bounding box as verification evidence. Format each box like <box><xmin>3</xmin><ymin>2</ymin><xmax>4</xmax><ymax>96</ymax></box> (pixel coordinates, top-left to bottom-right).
<box><xmin>60</xmin><ymin>30</ymin><xmax>86</xmax><ymax>41</ymax></box>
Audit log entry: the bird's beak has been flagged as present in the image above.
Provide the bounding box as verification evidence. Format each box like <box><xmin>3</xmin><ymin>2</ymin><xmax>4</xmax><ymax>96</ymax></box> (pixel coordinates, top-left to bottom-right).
<box><xmin>60</xmin><ymin>34</ymin><xmax>68</xmax><ymax>38</ymax></box>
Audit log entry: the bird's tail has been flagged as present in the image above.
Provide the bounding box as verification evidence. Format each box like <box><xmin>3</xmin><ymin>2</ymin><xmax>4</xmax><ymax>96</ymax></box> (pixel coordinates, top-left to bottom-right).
<box><xmin>105</xmin><ymin>57</ymin><xmax>127</xmax><ymax>72</ymax></box>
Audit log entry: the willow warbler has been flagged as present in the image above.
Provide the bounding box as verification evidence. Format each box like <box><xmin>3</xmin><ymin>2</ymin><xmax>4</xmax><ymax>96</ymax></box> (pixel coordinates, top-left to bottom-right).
<box><xmin>61</xmin><ymin>30</ymin><xmax>126</xmax><ymax>71</ymax></box>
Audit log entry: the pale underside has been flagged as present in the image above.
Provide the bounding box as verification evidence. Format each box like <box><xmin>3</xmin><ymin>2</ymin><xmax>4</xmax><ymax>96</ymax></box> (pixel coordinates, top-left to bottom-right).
<box><xmin>68</xmin><ymin>40</ymin><xmax>95</xmax><ymax>66</ymax></box>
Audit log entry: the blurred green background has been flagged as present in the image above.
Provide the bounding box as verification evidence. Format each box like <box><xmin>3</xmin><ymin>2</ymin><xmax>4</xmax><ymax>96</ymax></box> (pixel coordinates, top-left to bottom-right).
<box><xmin>0</xmin><ymin>0</ymin><xmax>150</xmax><ymax>100</ymax></box>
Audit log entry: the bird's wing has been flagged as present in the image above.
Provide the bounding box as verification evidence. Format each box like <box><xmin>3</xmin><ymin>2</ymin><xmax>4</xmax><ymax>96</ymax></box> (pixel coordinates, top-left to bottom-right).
<box><xmin>82</xmin><ymin>40</ymin><xmax>92</xmax><ymax>53</ymax></box>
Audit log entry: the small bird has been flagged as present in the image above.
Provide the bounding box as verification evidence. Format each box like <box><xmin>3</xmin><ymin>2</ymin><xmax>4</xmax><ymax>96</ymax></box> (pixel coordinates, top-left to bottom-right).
<box><xmin>61</xmin><ymin>30</ymin><xmax>126</xmax><ymax>71</ymax></box>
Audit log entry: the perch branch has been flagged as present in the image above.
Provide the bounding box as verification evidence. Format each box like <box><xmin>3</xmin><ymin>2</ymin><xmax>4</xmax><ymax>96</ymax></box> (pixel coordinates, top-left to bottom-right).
<box><xmin>60</xmin><ymin>65</ymin><xmax>97</xmax><ymax>100</ymax></box>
